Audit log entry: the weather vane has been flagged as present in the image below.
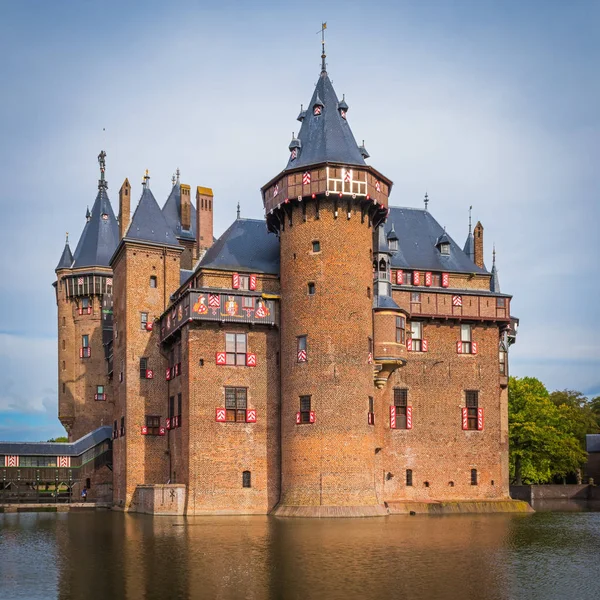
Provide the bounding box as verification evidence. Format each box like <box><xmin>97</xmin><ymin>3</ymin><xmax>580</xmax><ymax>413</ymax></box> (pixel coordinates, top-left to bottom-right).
<box><xmin>317</xmin><ymin>22</ymin><xmax>327</xmax><ymax>72</ymax></box>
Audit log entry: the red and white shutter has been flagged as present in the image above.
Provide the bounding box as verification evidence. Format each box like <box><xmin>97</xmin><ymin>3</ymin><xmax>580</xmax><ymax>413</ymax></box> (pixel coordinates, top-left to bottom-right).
<box><xmin>159</xmin><ymin>427</ymin><xmax>166</xmax><ymax>436</ymax></box>
<box><xmin>390</xmin><ymin>405</ymin><xmax>396</xmax><ymax>429</ymax></box>
<box><xmin>166</xmin><ymin>418</ymin><xmax>171</xmax><ymax>430</ymax></box>
<box><xmin>421</xmin><ymin>339</ymin><xmax>428</xmax><ymax>352</ymax></box>
<box><xmin>166</xmin><ymin>368</ymin><xmax>172</xmax><ymax>381</ymax></box>
<box><xmin>246</xmin><ymin>353</ymin><xmax>257</xmax><ymax>367</ymax></box>
<box><xmin>297</xmin><ymin>349</ymin><xmax>307</xmax><ymax>362</ymax></box>
<box><xmin>5</xmin><ymin>455</ymin><xmax>19</xmax><ymax>467</ymax></box>
<box><xmin>472</xmin><ymin>341</ymin><xmax>478</xmax><ymax>355</ymax></box>
<box><xmin>145</xmin><ymin>322</ymin><xmax>153</xmax><ymax>331</ymax></box>
<box><xmin>368</xmin><ymin>412</ymin><xmax>374</xmax><ymax>425</ymax></box>
<box><xmin>413</xmin><ymin>271</ymin><xmax>420</xmax><ymax>286</ymax></box>
<box><xmin>456</xmin><ymin>341</ymin><xmax>463</xmax><ymax>354</ymax></box>
<box><xmin>232</xmin><ymin>273</ymin><xmax>240</xmax><ymax>289</ymax></box>
<box><xmin>425</xmin><ymin>272</ymin><xmax>432</xmax><ymax>286</ymax></box>
<box><xmin>367</xmin><ymin>352</ymin><xmax>373</xmax><ymax>364</ymax></box>
<box><xmin>249</xmin><ymin>274</ymin><xmax>257</xmax><ymax>291</ymax></box>
<box><xmin>296</xmin><ymin>412</ymin><xmax>301</xmax><ymax>424</ymax></box>
<box><xmin>57</xmin><ymin>456</ymin><xmax>71</xmax><ymax>468</ymax></box>
<box><xmin>477</xmin><ymin>408</ymin><xmax>484</xmax><ymax>431</ymax></box>
<box><xmin>216</xmin><ymin>352</ymin><xmax>226</xmax><ymax>365</ymax></box>
<box><xmin>406</xmin><ymin>406</ymin><xmax>413</xmax><ymax>430</ymax></box>
<box><xmin>396</xmin><ymin>270</ymin><xmax>404</xmax><ymax>285</ymax></box>
<box><xmin>309</xmin><ymin>411</ymin><xmax>316</xmax><ymax>423</ymax></box>
<box><xmin>407</xmin><ymin>338</ymin><xmax>413</xmax><ymax>352</ymax></box>
<box><xmin>452</xmin><ymin>295</ymin><xmax>462</xmax><ymax>307</ymax></box>
<box><xmin>79</xmin><ymin>348</ymin><xmax>83</xmax><ymax>358</ymax></box>
<box><xmin>246</xmin><ymin>409</ymin><xmax>257</xmax><ymax>423</ymax></box>
<box><xmin>141</xmin><ymin>426</ymin><xmax>148</xmax><ymax>435</ymax></box>
<box><xmin>146</xmin><ymin>369</ymin><xmax>154</xmax><ymax>379</ymax></box>
<box><xmin>442</xmin><ymin>272</ymin><xmax>449</xmax><ymax>288</ymax></box>
<box><xmin>216</xmin><ymin>408</ymin><xmax>226</xmax><ymax>422</ymax></box>
<box><xmin>462</xmin><ymin>407</ymin><xmax>468</xmax><ymax>430</ymax></box>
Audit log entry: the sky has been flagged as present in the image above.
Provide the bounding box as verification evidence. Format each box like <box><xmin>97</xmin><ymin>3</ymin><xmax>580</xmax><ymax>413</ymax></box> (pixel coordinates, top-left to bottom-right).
<box><xmin>0</xmin><ymin>0</ymin><xmax>598</xmax><ymax>441</ymax></box>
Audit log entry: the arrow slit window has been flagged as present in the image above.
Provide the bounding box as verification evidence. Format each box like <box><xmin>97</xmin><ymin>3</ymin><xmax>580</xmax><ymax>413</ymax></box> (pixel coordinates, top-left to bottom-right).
<box><xmin>225</xmin><ymin>387</ymin><xmax>247</xmax><ymax>422</ymax></box>
<box><xmin>226</xmin><ymin>333</ymin><xmax>247</xmax><ymax>366</ymax></box>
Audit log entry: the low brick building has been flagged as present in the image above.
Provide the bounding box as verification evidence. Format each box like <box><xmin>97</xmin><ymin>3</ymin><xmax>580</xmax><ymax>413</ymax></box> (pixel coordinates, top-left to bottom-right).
<box><xmin>51</xmin><ymin>49</ymin><xmax>518</xmax><ymax>515</ymax></box>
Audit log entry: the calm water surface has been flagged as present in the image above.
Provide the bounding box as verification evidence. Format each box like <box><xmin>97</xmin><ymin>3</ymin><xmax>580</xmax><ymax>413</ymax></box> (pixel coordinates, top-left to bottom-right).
<box><xmin>1</xmin><ymin>510</ymin><xmax>599</xmax><ymax>600</ymax></box>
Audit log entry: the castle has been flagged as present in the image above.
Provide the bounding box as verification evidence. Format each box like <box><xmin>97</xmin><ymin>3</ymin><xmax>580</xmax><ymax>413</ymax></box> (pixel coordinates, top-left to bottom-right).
<box><xmin>50</xmin><ymin>48</ymin><xmax>517</xmax><ymax>515</ymax></box>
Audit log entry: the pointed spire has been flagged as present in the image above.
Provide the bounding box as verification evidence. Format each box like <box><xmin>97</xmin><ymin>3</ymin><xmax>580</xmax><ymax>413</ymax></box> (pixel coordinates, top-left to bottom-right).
<box><xmin>98</xmin><ymin>150</ymin><xmax>108</xmax><ymax>190</ymax></box>
<box><xmin>142</xmin><ymin>169</ymin><xmax>150</xmax><ymax>189</ymax></box>
<box><xmin>463</xmin><ymin>205</ymin><xmax>475</xmax><ymax>261</ymax></box>
<box><xmin>172</xmin><ymin>173</ymin><xmax>176</xmax><ymax>186</ymax></box>
<box><xmin>86</xmin><ymin>206</ymin><xmax>91</xmax><ymax>221</ymax></box>
<box><xmin>237</xmin><ymin>202</ymin><xmax>241</xmax><ymax>220</ymax></box>
<box><xmin>338</xmin><ymin>94</ymin><xmax>348</xmax><ymax>112</ymax></box>
<box><xmin>358</xmin><ymin>140</ymin><xmax>370</xmax><ymax>159</ymax></box>
<box><xmin>56</xmin><ymin>232</ymin><xmax>74</xmax><ymax>270</ymax></box>
<box><xmin>490</xmin><ymin>244</ymin><xmax>501</xmax><ymax>292</ymax></box>
<box><xmin>297</xmin><ymin>104</ymin><xmax>307</xmax><ymax>122</ymax></box>
<box><xmin>289</xmin><ymin>131</ymin><xmax>301</xmax><ymax>151</ymax></box>
<box><xmin>319</xmin><ymin>22</ymin><xmax>327</xmax><ymax>74</ymax></box>
<box><xmin>424</xmin><ymin>192</ymin><xmax>429</xmax><ymax>211</ymax></box>
<box><xmin>176</xmin><ymin>167</ymin><xmax>180</xmax><ymax>183</ymax></box>
<box><xmin>468</xmin><ymin>205</ymin><xmax>473</xmax><ymax>234</ymax></box>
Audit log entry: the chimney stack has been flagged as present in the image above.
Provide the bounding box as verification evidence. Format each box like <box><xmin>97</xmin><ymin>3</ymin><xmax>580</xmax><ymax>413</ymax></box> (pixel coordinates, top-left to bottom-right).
<box><xmin>474</xmin><ymin>221</ymin><xmax>484</xmax><ymax>269</ymax></box>
<box><xmin>196</xmin><ymin>186</ymin><xmax>214</xmax><ymax>259</ymax></box>
<box><xmin>119</xmin><ymin>178</ymin><xmax>131</xmax><ymax>239</ymax></box>
<box><xmin>180</xmin><ymin>184</ymin><xmax>191</xmax><ymax>231</ymax></box>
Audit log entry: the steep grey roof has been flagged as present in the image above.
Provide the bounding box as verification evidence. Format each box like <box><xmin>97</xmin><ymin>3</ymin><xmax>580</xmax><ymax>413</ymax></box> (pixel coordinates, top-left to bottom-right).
<box><xmin>587</xmin><ymin>434</ymin><xmax>600</xmax><ymax>453</ymax></box>
<box><xmin>386</xmin><ymin>207</ymin><xmax>488</xmax><ymax>274</ymax></box>
<box><xmin>463</xmin><ymin>232</ymin><xmax>475</xmax><ymax>262</ymax></box>
<box><xmin>56</xmin><ymin>241</ymin><xmax>73</xmax><ymax>270</ymax></box>
<box><xmin>125</xmin><ymin>186</ymin><xmax>179</xmax><ymax>247</ymax></box>
<box><xmin>162</xmin><ymin>182</ymin><xmax>197</xmax><ymax>241</ymax></box>
<box><xmin>199</xmin><ymin>218</ymin><xmax>279</xmax><ymax>275</ymax></box>
<box><xmin>284</xmin><ymin>70</ymin><xmax>366</xmax><ymax>171</ymax></box>
<box><xmin>374</xmin><ymin>295</ymin><xmax>400</xmax><ymax>310</ymax></box>
<box><xmin>180</xmin><ymin>269</ymin><xmax>194</xmax><ymax>285</ymax></box>
<box><xmin>71</xmin><ymin>188</ymin><xmax>119</xmax><ymax>268</ymax></box>
<box><xmin>490</xmin><ymin>263</ymin><xmax>501</xmax><ymax>293</ymax></box>
<box><xmin>0</xmin><ymin>426</ymin><xmax>112</xmax><ymax>456</ymax></box>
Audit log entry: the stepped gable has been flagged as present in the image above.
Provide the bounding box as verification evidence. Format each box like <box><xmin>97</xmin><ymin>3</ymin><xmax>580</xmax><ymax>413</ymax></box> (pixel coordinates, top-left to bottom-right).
<box><xmin>284</xmin><ymin>69</ymin><xmax>366</xmax><ymax>171</ymax></box>
<box><xmin>162</xmin><ymin>180</ymin><xmax>197</xmax><ymax>241</ymax></box>
<box><xmin>199</xmin><ymin>218</ymin><xmax>279</xmax><ymax>275</ymax></box>
<box><xmin>71</xmin><ymin>187</ymin><xmax>119</xmax><ymax>268</ymax></box>
<box><xmin>125</xmin><ymin>184</ymin><xmax>179</xmax><ymax>247</ymax></box>
<box><xmin>385</xmin><ymin>207</ymin><xmax>488</xmax><ymax>273</ymax></box>
<box><xmin>55</xmin><ymin>236</ymin><xmax>73</xmax><ymax>270</ymax></box>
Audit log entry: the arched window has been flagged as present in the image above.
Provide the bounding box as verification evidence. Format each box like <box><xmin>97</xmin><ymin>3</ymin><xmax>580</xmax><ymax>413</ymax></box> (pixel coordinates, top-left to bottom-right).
<box><xmin>379</xmin><ymin>258</ymin><xmax>386</xmax><ymax>272</ymax></box>
<box><xmin>242</xmin><ymin>471</ymin><xmax>251</xmax><ymax>488</ymax></box>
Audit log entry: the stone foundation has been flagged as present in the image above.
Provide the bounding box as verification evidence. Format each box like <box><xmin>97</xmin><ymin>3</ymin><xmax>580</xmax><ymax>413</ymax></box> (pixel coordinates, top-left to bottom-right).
<box><xmin>130</xmin><ymin>484</ymin><xmax>186</xmax><ymax>515</ymax></box>
<box><xmin>271</xmin><ymin>504</ymin><xmax>388</xmax><ymax>518</ymax></box>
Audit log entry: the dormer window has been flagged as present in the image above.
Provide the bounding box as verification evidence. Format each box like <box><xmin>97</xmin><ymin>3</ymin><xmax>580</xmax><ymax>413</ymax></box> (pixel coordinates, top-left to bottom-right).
<box><xmin>388</xmin><ymin>239</ymin><xmax>398</xmax><ymax>252</ymax></box>
<box><xmin>314</xmin><ymin>105</ymin><xmax>322</xmax><ymax>116</ymax></box>
<box><xmin>440</xmin><ymin>243</ymin><xmax>450</xmax><ymax>255</ymax></box>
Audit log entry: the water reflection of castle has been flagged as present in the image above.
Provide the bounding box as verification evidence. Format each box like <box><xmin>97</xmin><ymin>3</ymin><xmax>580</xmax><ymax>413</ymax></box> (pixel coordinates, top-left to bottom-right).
<box><xmin>51</xmin><ymin>43</ymin><xmax>517</xmax><ymax>515</ymax></box>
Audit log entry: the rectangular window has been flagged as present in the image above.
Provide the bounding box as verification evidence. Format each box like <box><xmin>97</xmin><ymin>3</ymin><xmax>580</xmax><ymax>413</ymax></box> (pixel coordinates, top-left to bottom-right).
<box><xmin>141</xmin><ymin>312</ymin><xmax>148</xmax><ymax>330</ymax></box>
<box><xmin>368</xmin><ymin>396</ymin><xmax>375</xmax><ymax>425</ymax></box>
<box><xmin>496</xmin><ymin>297</ymin><xmax>505</xmax><ymax>307</ymax></box>
<box><xmin>140</xmin><ymin>357</ymin><xmax>148</xmax><ymax>379</ymax></box>
<box><xmin>396</xmin><ymin>316</ymin><xmax>406</xmax><ymax>344</ymax></box>
<box><xmin>406</xmin><ymin>469</ymin><xmax>413</xmax><ymax>486</ymax></box>
<box><xmin>410</xmin><ymin>322</ymin><xmax>422</xmax><ymax>352</ymax></box>
<box><xmin>242</xmin><ymin>471</ymin><xmax>251</xmax><ymax>488</ymax></box>
<box><xmin>461</xmin><ymin>324</ymin><xmax>472</xmax><ymax>354</ymax></box>
<box><xmin>225</xmin><ymin>387</ymin><xmax>248</xmax><ymax>422</ymax></box>
<box><xmin>113</xmin><ymin>420</ymin><xmax>118</xmax><ymax>438</ymax></box>
<box><xmin>238</xmin><ymin>275</ymin><xmax>250</xmax><ymax>290</ymax></box>
<box><xmin>300</xmin><ymin>395</ymin><xmax>312</xmax><ymax>423</ymax></box>
<box><xmin>499</xmin><ymin>346</ymin><xmax>508</xmax><ymax>375</ymax></box>
<box><xmin>308</xmin><ymin>282</ymin><xmax>316</xmax><ymax>295</ymax></box>
<box><xmin>150</xmin><ymin>276</ymin><xmax>157</xmax><ymax>288</ymax></box>
<box><xmin>82</xmin><ymin>335</ymin><xmax>89</xmax><ymax>348</ymax></box>
<box><xmin>225</xmin><ymin>333</ymin><xmax>247</xmax><ymax>366</ymax></box>
<box><xmin>96</xmin><ymin>385</ymin><xmax>105</xmax><ymax>401</ymax></box>
<box><xmin>169</xmin><ymin>396</ymin><xmax>175</xmax><ymax>419</ymax></box>
<box><xmin>431</xmin><ymin>274</ymin><xmax>441</xmax><ymax>287</ymax></box>
<box><xmin>297</xmin><ymin>335</ymin><xmax>308</xmax><ymax>362</ymax></box>
<box><xmin>394</xmin><ymin>388</ymin><xmax>408</xmax><ymax>429</ymax></box>
<box><xmin>82</xmin><ymin>297</ymin><xmax>89</xmax><ymax>309</ymax></box>
<box><xmin>466</xmin><ymin>390</ymin><xmax>479</xmax><ymax>430</ymax></box>
<box><xmin>177</xmin><ymin>393</ymin><xmax>182</xmax><ymax>423</ymax></box>
<box><xmin>411</xmin><ymin>293</ymin><xmax>421</xmax><ymax>303</ymax></box>
<box><xmin>471</xmin><ymin>468</ymin><xmax>478</xmax><ymax>485</ymax></box>
<box><xmin>145</xmin><ymin>415</ymin><xmax>160</xmax><ymax>436</ymax></box>
<box><xmin>120</xmin><ymin>416</ymin><xmax>125</xmax><ymax>437</ymax></box>
<box><xmin>242</xmin><ymin>296</ymin><xmax>254</xmax><ymax>309</ymax></box>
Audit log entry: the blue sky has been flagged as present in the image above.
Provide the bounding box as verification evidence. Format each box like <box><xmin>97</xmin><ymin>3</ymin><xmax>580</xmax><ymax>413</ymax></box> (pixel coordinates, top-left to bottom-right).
<box><xmin>1</xmin><ymin>0</ymin><xmax>598</xmax><ymax>441</ymax></box>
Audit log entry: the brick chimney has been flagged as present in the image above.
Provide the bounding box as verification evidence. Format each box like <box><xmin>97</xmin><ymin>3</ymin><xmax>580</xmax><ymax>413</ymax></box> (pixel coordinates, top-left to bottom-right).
<box><xmin>180</xmin><ymin>184</ymin><xmax>191</xmax><ymax>231</ymax></box>
<box><xmin>474</xmin><ymin>221</ymin><xmax>484</xmax><ymax>269</ymax></box>
<box><xmin>196</xmin><ymin>186</ymin><xmax>214</xmax><ymax>258</ymax></box>
<box><xmin>119</xmin><ymin>178</ymin><xmax>131</xmax><ymax>239</ymax></box>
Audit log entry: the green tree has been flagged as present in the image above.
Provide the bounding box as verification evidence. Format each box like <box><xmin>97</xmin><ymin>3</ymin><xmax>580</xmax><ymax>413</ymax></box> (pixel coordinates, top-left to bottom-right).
<box><xmin>47</xmin><ymin>436</ymin><xmax>68</xmax><ymax>443</ymax></box>
<box><xmin>549</xmin><ymin>390</ymin><xmax>599</xmax><ymax>449</ymax></box>
<box><xmin>589</xmin><ymin>396</ymin><xmax>600</xmax><ymax>430</ymax></box>
<box><xmin>508</xmin><ymin>377</ymin><xmax>587</xmax><ymax>484</ymax></box>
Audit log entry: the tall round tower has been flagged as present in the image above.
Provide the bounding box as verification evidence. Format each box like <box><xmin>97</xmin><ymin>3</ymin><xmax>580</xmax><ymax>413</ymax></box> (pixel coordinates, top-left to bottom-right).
<box><xmin>262</xmin><ymin>47</ymin><xmax>393</xmax><ymax>514</ymax></box>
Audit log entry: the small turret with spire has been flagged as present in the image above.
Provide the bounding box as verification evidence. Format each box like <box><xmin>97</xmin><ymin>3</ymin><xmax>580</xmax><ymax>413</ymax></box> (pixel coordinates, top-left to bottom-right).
<box><xmin>98</xmin><ymin>150</ymin><xmax>108</xmax><ymax>190</ymax></box>
<box><xmin>463</xmin><ymin>205</ymin><xmax>475</xmax><ymax>262</ymax></box>
<box><xmin>490</xmin><ymin>245</ymin><xmax>501</xmax><ymax>292</ymax></box>
<box><xmin>56</xmin><ymin>231</ymin><xmax>73</xmax><ymax>271</ymax></box>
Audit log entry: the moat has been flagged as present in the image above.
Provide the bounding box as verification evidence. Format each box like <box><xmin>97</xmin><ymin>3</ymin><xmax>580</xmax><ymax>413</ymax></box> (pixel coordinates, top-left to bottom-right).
<box><xmin>1</xmin><ymin>511</ymin><xmax>599</xmax><ymax>599</ymax></box>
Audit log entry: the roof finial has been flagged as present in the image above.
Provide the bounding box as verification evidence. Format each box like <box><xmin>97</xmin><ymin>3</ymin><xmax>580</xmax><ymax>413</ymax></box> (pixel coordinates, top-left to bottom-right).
<box><xmin>65</xmin><ymin>232</ymin><xmax>69</xmax><ymax>243</ymax></box>
<box><xmin>468</xmin><ymin>205</ymin><xmax>473</xmax><ymax>234</ymax></box>
<box><xmin>492</xmin><ymin>243</ymin><xmax>496</xmax><ymax>266</ymax></box>
<box><xmin>97</xmin><ymin>150</ymin><xmax>108</xmax><ymax>190</ymax></box>
<box><xmin>143</xmin><ymin>169</ymin><xmax>150</xmax><ymax>189</ymax></box>
<box><xmin>318</xmin><ymin>22</ymin><xmax>327</xmax><ymax>73</ymax></box>
<box><xmin>237</xmin><ymin>202</ymin><xmax>241</xmax><ymax>220</ymax></box>
<box><xmin>86</xmin><ymin>206</ymin><xmax>91</xmax><ymax>222</ymax></box>
<box><xmin>424</xmin><ymin>192</ymin><xmax>429</xmax><ymax>211</ymax></box>
<box><xmin>172</xmin><ymin>173</ymin><xmax>176</xmax><ymax>186</ymax></box>
<box><xmin>176</xmin><ymin>167</ymin><xmax>180</xmax><ymax>183</ymax></box>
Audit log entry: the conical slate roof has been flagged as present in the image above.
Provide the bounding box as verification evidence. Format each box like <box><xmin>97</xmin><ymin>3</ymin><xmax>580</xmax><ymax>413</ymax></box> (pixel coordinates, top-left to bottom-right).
<box><xmin>285</xmin><ymin>70</ymin><xmax>366</xmax><ymax>171</ymax></box>
<box><xmin>71</xmin><ymin>188</ymin><xmax>119</xmax><ymax>268</ymax></box>
<box><xmin>56</xmin><ymin>239</ymin><xmax>73</xmax><ymax>270</ymax></box>
<box><xmin>490</xmin><ymin>250</ymin><xmax>501</xmax><ymax>292</ymax></box>
<box><xmin>126</xmin><ymin>186</ymin><xmax>179</xmax><ymax>247</ymax></box>
<box><xmin>162</xmin><ymin>182</ymin><xmax>197</xmax><ymax>241</ymax></box>
<box><xmin>463</xmin><ymin>232</ymin><xmax>475</xmax><ymax>262</ymax></box>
